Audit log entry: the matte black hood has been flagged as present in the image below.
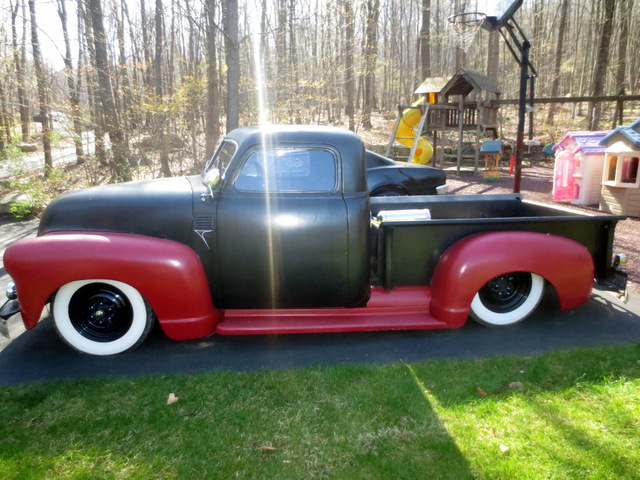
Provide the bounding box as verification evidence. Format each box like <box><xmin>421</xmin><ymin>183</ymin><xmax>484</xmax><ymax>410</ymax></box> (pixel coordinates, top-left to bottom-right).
<box><xmin>38</xmin><ymin>176</ymin><xmax>195</xmax><ymax>245</ymax></box>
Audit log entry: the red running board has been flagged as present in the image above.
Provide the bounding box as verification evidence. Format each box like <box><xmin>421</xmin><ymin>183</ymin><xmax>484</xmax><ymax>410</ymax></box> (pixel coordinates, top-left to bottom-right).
<box><xmin>215</xmin><ymin>286</ymin><xmax>449</xmax><ymax>335</ymax></box>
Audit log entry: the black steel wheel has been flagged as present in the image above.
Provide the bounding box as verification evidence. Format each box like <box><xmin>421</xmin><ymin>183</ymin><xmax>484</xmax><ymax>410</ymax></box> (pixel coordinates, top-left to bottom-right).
<box><xmin>470</xmin><ymin>272</ymin><xmax>544</xmax><ymax>326</ymax></box>
<box><xmin>53</xmin><ymin>279</ymin><xmax>154</xmax><ymax>355</ymax></box>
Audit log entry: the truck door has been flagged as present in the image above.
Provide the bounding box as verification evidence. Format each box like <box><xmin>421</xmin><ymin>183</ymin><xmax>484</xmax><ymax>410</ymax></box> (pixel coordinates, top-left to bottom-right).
<box><xmin>215</xmin><ymin>146</ymin><xmax>353</xmax><ymax>309</ymax></box>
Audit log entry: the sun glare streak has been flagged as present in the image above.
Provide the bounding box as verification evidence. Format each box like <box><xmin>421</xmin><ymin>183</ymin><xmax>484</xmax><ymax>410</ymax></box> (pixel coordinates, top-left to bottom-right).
<box><xmin>249</xmin><ymin>3</ymin><xmax>278</xmax><ymax>308</ymax></box>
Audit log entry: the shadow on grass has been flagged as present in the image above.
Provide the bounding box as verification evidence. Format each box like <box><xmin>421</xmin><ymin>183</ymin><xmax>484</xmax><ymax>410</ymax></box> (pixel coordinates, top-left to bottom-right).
<box><xmin>0</xmin><ymin>362</ymin><xmax>477</xmax><ymax>479</ymax></box>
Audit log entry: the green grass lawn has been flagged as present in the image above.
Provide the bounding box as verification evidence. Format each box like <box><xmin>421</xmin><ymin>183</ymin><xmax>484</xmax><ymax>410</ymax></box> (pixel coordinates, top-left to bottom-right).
<box><xmin>1</xmin><ymin>344</ymin><xmax>639</xmax><ymax>479</ymax></box>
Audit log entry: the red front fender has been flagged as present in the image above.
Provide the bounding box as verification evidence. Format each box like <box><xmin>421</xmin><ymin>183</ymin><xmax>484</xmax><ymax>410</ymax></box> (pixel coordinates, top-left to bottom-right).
<box><xmin>429</xmin><ymin>231</ymin><xmax>595</xmax><ymax>327</ymax></box>
<box><xmin>3</xmin><ymin>233</ymin><xmax>220</xmax><ymax>340</ymax></box>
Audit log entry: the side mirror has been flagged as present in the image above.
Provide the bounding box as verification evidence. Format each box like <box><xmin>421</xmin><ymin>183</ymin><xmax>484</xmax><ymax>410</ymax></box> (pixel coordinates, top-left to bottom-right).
<box><xmin>201</xmin><ymin>168</ymin><xmax>221</xmax><ymax>202</ymax></box>
<box><xmin>203</xmin><ymin>168</ymin><xmax>221</xmax><ymax>188</ymax></box>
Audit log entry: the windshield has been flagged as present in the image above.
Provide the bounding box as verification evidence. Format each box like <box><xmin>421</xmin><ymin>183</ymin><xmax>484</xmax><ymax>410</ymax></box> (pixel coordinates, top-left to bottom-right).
<box><xmin>204</xmin><ymin>139</ymin><xmax>237</xmax><ymax>176</ymax></box>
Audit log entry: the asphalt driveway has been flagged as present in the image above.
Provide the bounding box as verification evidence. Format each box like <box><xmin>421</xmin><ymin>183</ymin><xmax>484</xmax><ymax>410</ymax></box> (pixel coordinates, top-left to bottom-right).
<box><xmin>0</xmin><ymin>289</ymin><xmax>639</xmax><ymax>386</ymax></box>
<box><xmin>1</xmin><ymin>218</ymin><xmax>640</xmax><ymax>386</ymax></box>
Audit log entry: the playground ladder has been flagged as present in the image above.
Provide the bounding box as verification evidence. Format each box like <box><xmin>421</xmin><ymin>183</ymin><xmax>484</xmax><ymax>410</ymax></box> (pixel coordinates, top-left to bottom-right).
<box><xmin>385</xmin><ymin>104</ymin><xmax>430</xmax><ymax>162</ymax></box>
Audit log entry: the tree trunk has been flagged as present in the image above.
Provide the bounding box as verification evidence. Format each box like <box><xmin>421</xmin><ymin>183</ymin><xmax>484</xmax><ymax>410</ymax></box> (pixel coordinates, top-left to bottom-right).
<box><xmin>11</xmin><ymin>1</ymin><xmax>30</xmax><ymax>143</ymax></box>
<box><xmin>115</xmin><ymin>2</ymin><xmax>131</xmax><ymax>141</ymax></box>
<box><xmin>78</xmin><ymin>0</ymin><xmax>107</xmax><ymax>167</ymax></box>
<box><xmin>223</xmin><ymin>0</ymin><xmax>240</xmax><ymax>132</ymax></box>
<box><xmin>275</xmin><ymin>0</ymin><xmax>287</xmax><ymax>117</ymax></box>
<box><xmin>154</xmin><ymin>0</ymin><xmax>164</xmax><ymax>99</ymax></box>
<box><xmin>419</xmin><ymin>0</ymin><xmax>431</xmax><ymax>80</ymax></box>
<box><xmin>0</xmin><ymin>74</ymin><xmax>10</xmax><ymax>150</ymax></box>
<box><xmin>532</xmin><ymin>0</ymin><xmax>544</xmax><ymax>65</ymax></box>
<box><xmin>343</xmin><ymin>0</ymin><xmax>355</xmax><ymax>131</ymax></box>
<box><xmin>28</xmin><ymin>0</ymin><xmax>53</xmax><ymax>177</ymax></box>
<box><xmin>205</xmin><ymin>0</ymin><xmax>220</xmax><ymax>159</ymax></box>
<box><xmin>612</xmin><ymin>0</ymin><xmax>629</xmax><ymax>127</ymax></box>
<box><xmin>88</xmin><ymin>0</ymin><xmax>131</xmax><ymax>182</ymax></box>
<box><xmin>545</xmin><ymin>0</ymin><xmax>569</xmax><ymax>126</ymax></box>
<box><xmin>57</xmin><ymin>0</ymin><xmax>85</xmax><ymax>165</ymax></box>
<box><xmin>140</xmin><ymin>0</ymin><xmax>153</xmax><ymax>129</ymax></box>
<box><xmin>453</xmin><ymin>0</ymin><xmax>465</xmax><ymax>70</ymax></box>
<box><xmin>588</xmin><ymin>0</ymin><xmax>616</xmax><ymax>130</ymax></box>
<box><xmin>288</xmin><ymin>0</ymin><xmax>300</xmax><ymax>122</ymax></box>
<box><xmin>362</xmin><ymin>0</ymin><xmax>379</xmax><ymax>130</ymax></box>
<box><xmin>155</xmin><ymin>0</ymin><xmax>172</xmax><ymax>177</ymax></box>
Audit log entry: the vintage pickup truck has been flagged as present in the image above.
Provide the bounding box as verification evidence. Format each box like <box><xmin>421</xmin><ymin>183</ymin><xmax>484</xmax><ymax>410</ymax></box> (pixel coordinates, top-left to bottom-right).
<box><xmin>1</xmin><ymin>125</ymin><xmax>628</xmax><ymax>355</ymax></box>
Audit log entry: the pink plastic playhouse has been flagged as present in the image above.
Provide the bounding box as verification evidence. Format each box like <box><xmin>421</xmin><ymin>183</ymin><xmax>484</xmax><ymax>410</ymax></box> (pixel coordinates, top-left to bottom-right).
<box><xmin>553</xmin><ymin>131</ymin><xmax>608</xmax><ymax>205</ymax></box>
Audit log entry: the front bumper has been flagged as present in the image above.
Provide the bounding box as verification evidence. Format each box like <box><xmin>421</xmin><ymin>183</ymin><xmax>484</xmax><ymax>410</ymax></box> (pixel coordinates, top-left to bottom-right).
<box><xmin>0</xmin><ymin>299</ymin><xmax>20</xmax><ymax>321</ymax></box>
<box><xmin>0</xmin><ymin>281</ymin><xmax>20</xmax><ymax>338</ymax></box>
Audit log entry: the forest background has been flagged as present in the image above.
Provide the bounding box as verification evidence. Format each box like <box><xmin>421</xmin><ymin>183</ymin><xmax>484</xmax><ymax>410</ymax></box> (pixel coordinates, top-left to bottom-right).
<box><xmin>0</xmin><ymin>0</ymin><xmax>636</xmax><ymax>184</ymax></box>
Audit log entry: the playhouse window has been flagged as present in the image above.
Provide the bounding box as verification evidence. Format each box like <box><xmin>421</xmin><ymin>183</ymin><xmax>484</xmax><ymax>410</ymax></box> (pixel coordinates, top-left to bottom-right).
<box><xmin>604</xmin><ymin>154</ymin><xmax>640</xmax><ymax>187</ymax></box>
<box><xmin>622</xmin><ymin>157</ymin><xmax>638</xmax><ymax>183</ymax></box>
<box><xmin>606</xmin><ymin>156</ymin><xmax>618</xmax><ymax>182</ymax></box>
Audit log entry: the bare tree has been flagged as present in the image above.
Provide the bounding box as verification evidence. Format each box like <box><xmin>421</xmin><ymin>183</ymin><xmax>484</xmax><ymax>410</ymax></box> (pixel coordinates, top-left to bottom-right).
<box><xmin>588</xmin><ymin>0</ymin><xmax>617</xmax><ymax>130</ymax></box>
<box><xmin>114</xmin><ymin>2</ymin><xmax>132</xmax><ymax>137</ymax></box>
<box><xmin>545</xmin><ymin>0</ymin><xmax>570</xmax><ymax>126</ymax></box>
<box><xmin>612</xmin><ymin>0</ymin><xmax>629</xmax><ymax>127</ymax></box>
<box><xmin>205</xmin><ymin>0</ymin><xmax>221</xmax><ymax>158</ymax></box>
<box><xmin>362</xmin><ymin>0</ymin><xmax>379</xmax><ymax>130</ymax></box>
<box><xmin>88</xmin><ymin>0</ymin><xmax>131</xmax><ymax>182</ymax></box>
<box><xmin>343</xmin><ymin>0</ymin><xmax>355</xmax><ymax>131</ymax></box>
<box><xmin>155</xmin><ymin>0</ymin><xmax>172</xmax><ymax>177</ymax></box>
<box><xmin>57</xmin><ymin>0</ymin><xmax>85</xmax><ymax>164</ymax></box>
<box><xmin>419</xmin><ymin>0</ymin><xmax>431</xmax><ymax>79</ymax></box>
<box><xmin>223</xmin><ymin>0</ymin><xmax>240</xmax><ymax>132</ymax></box>
<box><xmin>28</xmin><ymin>0</ymin><xmax>53</xmax><ymax>177</ymax></box>
<box><xmin>0</xmin><ymin>68</ymin><xmax>11</xmax><ymax>149</ymax></box>
<box><xmin>11</xmin><ymin>0</ymin><xmax>29</xmax><ymax>142</ymax></box>
<box><xmin>78</xmin><ymin>0</ymin><xmax>107</xmax><ymax>166</ymax></box>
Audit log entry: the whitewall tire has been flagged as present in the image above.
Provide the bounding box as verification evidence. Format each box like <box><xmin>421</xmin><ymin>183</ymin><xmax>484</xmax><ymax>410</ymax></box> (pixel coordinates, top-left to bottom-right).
<box><xmin>52</xmin><ymin>279</ymin><xmax>154</xmax><ymax>355</ymax></box>
<box><xmin>470</xmin><ymin>272</ymin><xmax>544</xmax><ymax>326</ymax></box>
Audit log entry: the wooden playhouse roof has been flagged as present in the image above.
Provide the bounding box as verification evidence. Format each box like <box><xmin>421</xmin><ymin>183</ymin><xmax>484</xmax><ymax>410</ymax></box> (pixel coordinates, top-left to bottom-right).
<box><xmin>441</xmin><ymin>68</ymin><xmax>501</xmax><ymax>97</ymax></box>
<box><xmin>414</xmin><ymin>77</ymin><xmax>450</xmax><ymax>95</ymax></box>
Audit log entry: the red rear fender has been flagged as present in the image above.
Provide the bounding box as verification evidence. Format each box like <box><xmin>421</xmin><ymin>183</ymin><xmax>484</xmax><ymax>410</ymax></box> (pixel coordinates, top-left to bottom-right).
<box><xmin>3</xmin><ymin>233</ymin><xmax>220</xmax><ymax>339</ymax></box>
<box><xmin>430</xmin><ymin>231</ymin><xmax>595</xmax><ymax>327</ymax></box>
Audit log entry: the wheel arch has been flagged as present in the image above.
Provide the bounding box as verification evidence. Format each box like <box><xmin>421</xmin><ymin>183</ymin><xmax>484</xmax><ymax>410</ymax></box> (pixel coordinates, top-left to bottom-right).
<box><xmin>4</xmin><ymin>232</ymin><xmax>220</xmax><ymax>340</ymax></box>
<box><xmin>370</xmin><ymin>184</ymin><xmax>409</xmax><ymax>197</ymax></box>
<box><xmin>429</xmin><ymin>231</ymin><xmax>594</xmax><ymax>327</ymax></box>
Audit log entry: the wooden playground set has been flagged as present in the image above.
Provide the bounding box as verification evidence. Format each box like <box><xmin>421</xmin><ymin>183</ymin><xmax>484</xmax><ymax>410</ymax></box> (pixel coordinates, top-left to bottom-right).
<box><xmin>386</xmin><ymin>0</ymin><xmax>640</xmax><ymax>217</ymax></box>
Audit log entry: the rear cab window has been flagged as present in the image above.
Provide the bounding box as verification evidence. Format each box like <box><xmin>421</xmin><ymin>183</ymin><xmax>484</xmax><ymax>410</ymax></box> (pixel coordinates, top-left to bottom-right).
<box><xmin>234</xmin><ymin>148</ymin><xmax>337</xmax><ymax>193</ymax></box>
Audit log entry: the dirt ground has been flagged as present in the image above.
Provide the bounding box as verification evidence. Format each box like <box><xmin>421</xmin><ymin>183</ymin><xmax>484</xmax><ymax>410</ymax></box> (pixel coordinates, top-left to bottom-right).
<box><xmin>444</xmin><ymin>160</ymin><xmax>639</xmax><ymax>294</ymax></box>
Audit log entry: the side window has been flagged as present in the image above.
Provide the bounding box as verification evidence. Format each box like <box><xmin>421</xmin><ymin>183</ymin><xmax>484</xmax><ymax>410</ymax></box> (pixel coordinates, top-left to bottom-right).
<box><xmin>205</xmin><ymin>140</ymin><xmax>237</xmax><ymax>176</ymax></box>
<box><xmin>622</xmin><ymin>157</ymin><xmax>639</xmax><ymax>184</ymax></box>
<box><xmin>606</xmin><ymin>156</ymin><xmax>618</xmax><ymax>182</ymax></box>
<box><xmin>234</xmin><ymin>148</ymin><xmax>337</xmax><ymax>192</ymax></box>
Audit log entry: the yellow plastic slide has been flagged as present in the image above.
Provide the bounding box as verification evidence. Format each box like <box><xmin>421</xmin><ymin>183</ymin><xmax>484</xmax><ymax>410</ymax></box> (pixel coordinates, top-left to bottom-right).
<box><xmin>395</xmin><ymin>97</ymin><xmax>433</xmax><ymax>164</ymax></box>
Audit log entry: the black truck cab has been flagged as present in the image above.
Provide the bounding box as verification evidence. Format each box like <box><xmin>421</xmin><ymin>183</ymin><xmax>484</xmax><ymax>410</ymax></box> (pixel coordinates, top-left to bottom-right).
<box><xmin>196</xmin><ymin>125</ymin><xmax>371</xmax><ymax>309</ymax></box>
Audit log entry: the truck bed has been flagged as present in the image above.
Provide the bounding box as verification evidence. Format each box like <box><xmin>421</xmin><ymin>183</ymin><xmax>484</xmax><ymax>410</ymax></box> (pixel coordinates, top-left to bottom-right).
<box><xmin>370</xmin><ymin>194</ymin><xmax>625</xmax><ymax>289</ymax></box>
